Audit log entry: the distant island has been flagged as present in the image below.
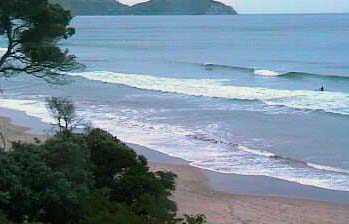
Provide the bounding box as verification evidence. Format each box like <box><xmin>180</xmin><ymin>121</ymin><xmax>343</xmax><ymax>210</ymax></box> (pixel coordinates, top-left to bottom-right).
<box><xmin>50</xmin><ymin>0</ymin><xmax>238</xmax><ymax>15</ymax></box>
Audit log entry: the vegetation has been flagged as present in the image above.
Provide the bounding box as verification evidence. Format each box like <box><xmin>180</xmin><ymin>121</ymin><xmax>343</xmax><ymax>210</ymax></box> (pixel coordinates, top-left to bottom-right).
<box><xmin>50</xmin><ymin>0</ymin><xmax>129</xmax><ymax>15</ymax></box>
<box><xmin>49</xmin><ymin>0</ymin><xmax>237</xmax><ymax>16</ymax></box>
<box><xmin>0</xmin><ymin>0</ymin><xmax>81</xmax><ymax>83</ymax></box>
<box><xmin>46</xmin><ymin>97</ymin><xmax>83</xmax><ymax>132</ymax></box>
<box><xmin>0</xmin><ymin>98</ymin><xmax>206</xmax><ymax>224</ymax></box>
<box><xmin>0</xmin><ymin>128</ymin><xmax>206</xmax><ymax>224</ymax></box>
<box><xmin>0</xmin><ymin>0</ymin><xmax>80</xmax><ymax>155</ymax></box>
<box><xmin>129</xmin><ymin>0</ymin><xmax>237</xmax><ymax>15</ymax></box>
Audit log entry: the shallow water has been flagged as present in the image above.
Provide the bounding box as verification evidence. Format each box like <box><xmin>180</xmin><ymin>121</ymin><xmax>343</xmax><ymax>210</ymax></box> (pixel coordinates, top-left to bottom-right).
<box><xmin>1</xmin><ymin>14</ymin><xmax>349</xmax><ymax>191</ymax></box>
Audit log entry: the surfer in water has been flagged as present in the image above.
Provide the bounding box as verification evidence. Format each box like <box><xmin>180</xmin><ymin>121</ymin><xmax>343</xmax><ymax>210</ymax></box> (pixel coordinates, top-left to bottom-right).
<box><xmin>319</xmin><ymin>85</ymin><xmax>324</xmax><ymax>91</ymax></box>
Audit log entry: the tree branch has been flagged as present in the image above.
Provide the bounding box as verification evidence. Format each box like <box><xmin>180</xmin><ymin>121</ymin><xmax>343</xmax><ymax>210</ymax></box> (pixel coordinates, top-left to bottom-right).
<box><xmin>0</xmin><ymin>18</ymin><xmax>14</xmax><ymax>68</ymax></box>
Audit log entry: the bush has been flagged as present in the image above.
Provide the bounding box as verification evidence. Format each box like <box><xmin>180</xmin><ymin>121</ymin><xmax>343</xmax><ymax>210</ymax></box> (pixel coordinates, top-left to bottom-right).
<box><xmin>0</xmin><ymin>128</ymin><xmax>205</xmax><ymax>224</ymax></box>
<box><xmin>183</xmin><ymin>214</ymin><xmax>207</xmax><ymax>224</ymax></box>
<box><xmin>0</xmin><ymin>210</ymin><xmax>13</xmax><ymax>224</ymax></box>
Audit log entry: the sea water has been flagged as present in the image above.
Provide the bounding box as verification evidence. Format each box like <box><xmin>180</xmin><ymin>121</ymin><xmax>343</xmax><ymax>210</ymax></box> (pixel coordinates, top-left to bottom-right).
<box><xmin>1</xmin><ymin>14</ymin><xmax>349</xmax><ymax>191</ymax></box>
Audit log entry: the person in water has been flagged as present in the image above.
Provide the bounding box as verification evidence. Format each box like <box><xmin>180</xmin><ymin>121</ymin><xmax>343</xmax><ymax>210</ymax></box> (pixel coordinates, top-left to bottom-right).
<box><xmin>320</xmin><ymin>86</ymin><xmax>324</xmax><ymax>91</ymax></box>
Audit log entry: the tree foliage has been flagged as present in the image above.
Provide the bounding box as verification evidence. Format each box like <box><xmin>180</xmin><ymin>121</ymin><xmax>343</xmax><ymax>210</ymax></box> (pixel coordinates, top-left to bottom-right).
<box><xmin>0</xmin><ymin>128</ymin><xmax>205</xmax><ymax>224</ymax></box>
<box><xmin>0</xmin><ymin>0</ymin><xmax>81</xmax><ymax>83</ymax></box>
<box><xmin>46</xmin><ymin>97</ymin><xmax>81</xmax><ymax>132</ymax></box>
<box><xmin>182</xmin><ymin>214</ymin><xmax>207</xmax><ymax>224</ymax></box>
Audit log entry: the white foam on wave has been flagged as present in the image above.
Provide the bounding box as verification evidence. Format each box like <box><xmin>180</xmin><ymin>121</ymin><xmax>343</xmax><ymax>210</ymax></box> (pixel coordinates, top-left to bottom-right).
<box><xmin>238</xmin><ymin>145</ymin><xmax>349</xmax><ymax>175</ymax></box>
<box><xmin>84</xmin><ymin>106</ymin><xmax>349</xmax><ymax>192</ymax></box>
<box><xmin>237</xmin><ymin>145</ymin><xmax>276</xmax><ymax>157</ymax></box>
<box><xmin>254</xmin><ymin>69</ymin><xmax>281</xmax><ymax>76</ymax></box>
<box><xmin>1</xmin><ymin>96</ymin><xmax>349</xmax><ymax>192</ymax></box>
<box><xmin>0</xmin><ymin>98</ymin><xmax>53</xmax><ymax>124</ymax></box>
<box><xmin>307</xmin><ymin>162</ymin><xmax>349</xmax><ymax>174</ymax></box>
<box><xmin>70</xmin><ymin>71</ymin><xmax>349</xmax><ymax>115</ymax></box>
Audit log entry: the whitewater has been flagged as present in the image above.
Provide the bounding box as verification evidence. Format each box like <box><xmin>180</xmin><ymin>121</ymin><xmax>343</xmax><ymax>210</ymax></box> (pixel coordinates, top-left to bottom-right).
<box><xmin>1</xmin><ymin>69</ymin><xmax>349</xmax><ymax>192</ymax></box>
<box><xmin>70</xmin><ymin>71</ymin><xmax>349</xmax><ymax>116</ymax></box>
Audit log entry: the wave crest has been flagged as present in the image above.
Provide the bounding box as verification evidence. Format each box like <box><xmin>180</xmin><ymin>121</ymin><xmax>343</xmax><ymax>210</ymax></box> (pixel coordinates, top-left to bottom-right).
<box><xmin>254</xmin><ymin>69</ymin><xmax>282</xmax><ymax>76</ymax></box>
<box><xmin>307</xmin><ymin>163</ymin><xmax>349</xmax><ymax>174</ymax></box>
<box><xmin>70</xmin><ymin>71</ymin><xmax>349</xmax><ymax>116</ymax></box>
<box><xmin>238</xmin><ymin>145</ymin><xmax>349</xmax><ymax>175</ymax></box>
<box><xmin>237</xmin><ymin>145</ymin><xmax>276</xmax><ymax>157</ymax></box>
<box><xmin>197</xmin><ymin>62</ymin><xmax>349</xmax><ymax>80</ymax></box>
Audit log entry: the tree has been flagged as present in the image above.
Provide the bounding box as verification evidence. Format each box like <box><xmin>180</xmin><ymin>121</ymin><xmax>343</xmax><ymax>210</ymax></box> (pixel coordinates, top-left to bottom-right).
<box><xmin>0</xmin><ymin>0</ymin><xmax>81</xmax><ymax>153</ymax></box>
<box><xmin>0</xmin><ymin>210</ymin><xmax>13</xmax><ymax>224</ymax></box>
<box><xmin>0</xmin><ymin>136</ymin><xmax>94</xmax><ymax>224</ymax></box>
<box><xmin>83</xmin><ymin>128</ymin><xmax>177</xmax><ymax>224</ymax></box>
<box><xmin>0</xmin><ymin>0</ymin><xmax>81</xmax><ymax>83</ymax></box>
<box><xmin>46</xmin><ymin>97</ymin><xmax>81</xmax><ymax>132</ymax></box>
<box><xmin>0</xmin><ymin>128</ymin><xmax>206</xmax><ymax>224</ymax></box>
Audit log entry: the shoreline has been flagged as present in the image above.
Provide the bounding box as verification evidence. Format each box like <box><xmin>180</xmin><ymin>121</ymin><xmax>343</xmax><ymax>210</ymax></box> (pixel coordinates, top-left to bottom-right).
<box><xmin>2</xmin><ymin>107</ymin><xmax>349</xmax><ymax>203</ymax></box>
<box><xmin>130</xmin><ymin>143</ymin><xmax>349</xmax><ymax>204</ymax></box>
<box><xmin>1</xmin><ymin>108</ymin><xmax>349</xmax><ymax>223</ymax></box>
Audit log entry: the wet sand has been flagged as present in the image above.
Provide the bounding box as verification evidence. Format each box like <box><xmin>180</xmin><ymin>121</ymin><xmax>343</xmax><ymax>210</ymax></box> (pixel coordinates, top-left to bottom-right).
<box><xmin>131</xmin><ymin>145</ymin><xmax>349</xmax><ymax>223</ymax></box>
<box><xmin>131</xmin><ymin>143</ymin><xmax>349</xmax><ymax>204</ymax></box>
<box><xmin>0</xmin><ymin>115</ymin><xmax>44</xmax><ymax>147</ymax></box>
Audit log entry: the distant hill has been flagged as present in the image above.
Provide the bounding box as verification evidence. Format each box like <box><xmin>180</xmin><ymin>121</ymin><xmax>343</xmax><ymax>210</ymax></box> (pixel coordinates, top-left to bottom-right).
<box><xmin>50</xmin><ymin>0</ymin><xmax>129</xmax><ymax>15</ymax></box>
<box><xmin>129</xmin><ymin>0</ymin><xmax>237</xmax><ymax>15</ymax></box>
<box><xmin>50</xmin><ymin>0</ymin><xmax>237</xmax><ymax>15</ymax></box>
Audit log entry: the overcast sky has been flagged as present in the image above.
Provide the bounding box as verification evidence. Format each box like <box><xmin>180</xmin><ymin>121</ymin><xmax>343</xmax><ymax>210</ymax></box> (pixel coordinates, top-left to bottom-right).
<box><xmin>118</xmin><ymin>0</ymin><xmax>349</xmax><ymax>14</ymax></box>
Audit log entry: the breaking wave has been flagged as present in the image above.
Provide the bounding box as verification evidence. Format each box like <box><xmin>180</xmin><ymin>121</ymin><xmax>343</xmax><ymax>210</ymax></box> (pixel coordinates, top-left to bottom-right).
<box><xmin>189</xmin><ymin>133</ymin><xmax>349</xmax><ymax>176</ymax></box>
<box><xmin>198</xmin><ymin>62</ymin><xmax>349</xmax><ymax>80</ymax></box>
<box><xmin>307</xmin><ymin>163</ymin><xmax>349</xmax><ymax>175</ymax></box>
<box><xmin>0</xmin><ymin>97</ymin><xmax>349</xmax><ymax>192</ymax></box>
<box><xmin>69</xmin><ymin>71</ymin><xmax>349</xmax><ymax>116</ymax></box>
<box><xmin>254</xmin><ymin>69</ymin><xmax>284</xmax><ymax>76</ymax></box>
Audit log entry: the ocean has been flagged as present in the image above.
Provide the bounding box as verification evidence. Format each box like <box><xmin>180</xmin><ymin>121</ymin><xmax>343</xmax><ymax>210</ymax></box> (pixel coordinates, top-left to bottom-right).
<box><xmin>1</xmin><ymin>14</ymin><xmax>349</xmax><ymax>191</ymax></box>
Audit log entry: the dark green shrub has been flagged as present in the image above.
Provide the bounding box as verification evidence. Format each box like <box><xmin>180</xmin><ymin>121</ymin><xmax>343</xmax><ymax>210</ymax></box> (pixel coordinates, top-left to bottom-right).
<box><xmin>0</xmin><ymin>129</ymin><xmax>204</xmax><ymax>224</ymax></box>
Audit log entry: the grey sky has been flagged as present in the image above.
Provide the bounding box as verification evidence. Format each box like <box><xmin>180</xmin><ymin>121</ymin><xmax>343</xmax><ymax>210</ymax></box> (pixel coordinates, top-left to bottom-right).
<box><xmin>118</xmin><ymin>0</ymin><xmax>349</xmax><ymax>14</ymax></box>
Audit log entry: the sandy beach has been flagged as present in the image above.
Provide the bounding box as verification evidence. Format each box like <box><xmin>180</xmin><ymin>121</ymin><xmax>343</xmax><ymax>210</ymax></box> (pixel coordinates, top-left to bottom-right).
<box><xmin>150</xmin><ymin>162</ymin><xmax>349</xmax><ymax>224</ymax></box>
<box><xmin>1</xmin><ymin>110</ymin><xmax>349</xmax><ymax>224</ymax></box>
<box><xmin>0</xmin><ymin>114</ymin><xmax>44</xmax><ymax>147</ymax></box>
